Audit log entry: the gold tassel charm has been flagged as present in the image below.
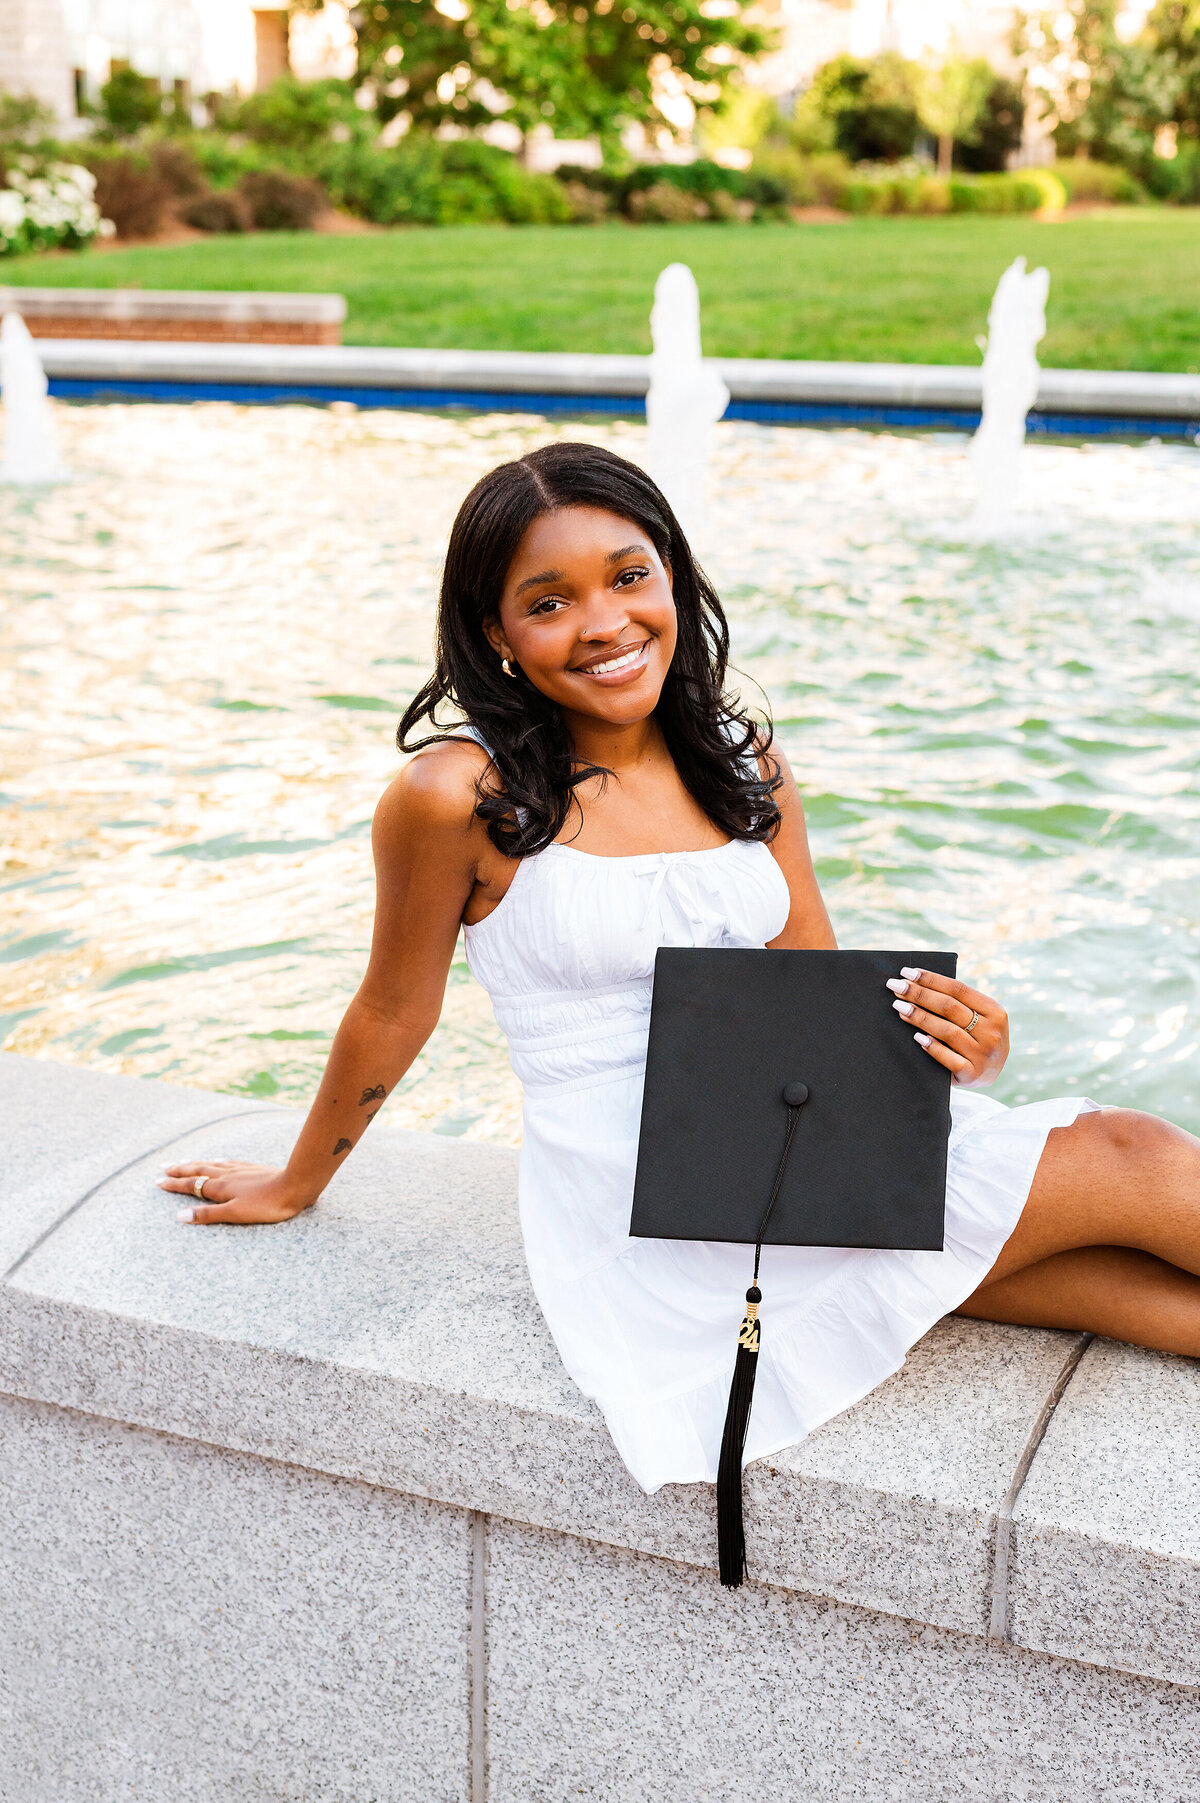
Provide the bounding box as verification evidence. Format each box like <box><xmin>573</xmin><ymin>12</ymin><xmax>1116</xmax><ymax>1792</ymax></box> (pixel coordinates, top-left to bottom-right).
<box><xmin>737</xmin><ymin>1300</ymin><xmax>760</xmax><ymax>1353</ymax></box>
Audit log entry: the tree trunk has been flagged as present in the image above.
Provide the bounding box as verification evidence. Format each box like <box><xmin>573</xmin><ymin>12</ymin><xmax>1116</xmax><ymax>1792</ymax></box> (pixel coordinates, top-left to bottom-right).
<box><xmin>938</xmin><ymin>133</ymin><xmax>953</xmax><ymax>178</ymax></box>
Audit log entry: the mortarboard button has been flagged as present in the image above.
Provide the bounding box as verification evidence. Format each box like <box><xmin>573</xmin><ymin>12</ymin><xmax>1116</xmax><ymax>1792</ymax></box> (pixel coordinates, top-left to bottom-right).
<box><xmin>781</xmin><ymin>1081</ymin><xmax>810</xmax><ymax>1108</ymax></box>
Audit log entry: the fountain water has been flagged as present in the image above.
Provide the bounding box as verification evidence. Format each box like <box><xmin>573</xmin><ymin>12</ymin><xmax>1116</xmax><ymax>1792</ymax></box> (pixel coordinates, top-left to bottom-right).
<box><xmin>644</xmin><ymin>263</ymin><xmax>729</xmax><ymax>534</ymax></box>
<box><xmin>968</xmin><ymin>255</ymin><xmax>1049</xmax><ymax>534</ymax></box>
<box><xmin>0</xmin><ymin>310</ymin><xmax>69</xmax><ymax>484</ymax></box>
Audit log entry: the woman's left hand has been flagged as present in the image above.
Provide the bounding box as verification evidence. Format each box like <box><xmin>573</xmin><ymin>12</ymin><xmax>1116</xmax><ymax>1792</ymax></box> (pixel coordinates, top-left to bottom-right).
<box><xmin>886</xmin><ymin>968</ymin><xmax>1009</xmax><ymax>1087</ymax></box>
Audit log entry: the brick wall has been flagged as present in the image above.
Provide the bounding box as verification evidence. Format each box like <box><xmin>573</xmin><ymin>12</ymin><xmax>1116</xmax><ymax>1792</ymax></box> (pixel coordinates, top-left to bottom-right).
<box><xmin>20</xmin><ymin>317</ymin><xmax>342</xmax><ymax>345</ymax></box>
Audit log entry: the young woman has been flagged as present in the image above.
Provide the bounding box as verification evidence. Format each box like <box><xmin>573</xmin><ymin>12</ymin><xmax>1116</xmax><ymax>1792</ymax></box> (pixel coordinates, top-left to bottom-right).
<box><xmin>160</xmin><ymin>442</ymin><xmax>1200</xmax><ymax>1493</ymax></box>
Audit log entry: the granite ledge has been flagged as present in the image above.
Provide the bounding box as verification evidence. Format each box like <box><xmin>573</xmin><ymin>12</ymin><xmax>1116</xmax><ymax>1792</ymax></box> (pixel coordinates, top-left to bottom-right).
<box><xmin>1</xmin><ymin>1056</ymin><xmax>1195</xmax><ymax>1685</ymax></box>
<box><xmin>1008</xmin><ymin>1336</ymin><xmax>1200</xmax><ymax>1689</ymax></box>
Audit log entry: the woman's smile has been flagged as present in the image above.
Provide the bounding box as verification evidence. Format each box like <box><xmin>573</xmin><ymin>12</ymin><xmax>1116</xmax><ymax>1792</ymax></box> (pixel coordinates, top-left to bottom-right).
<box><xmin>571</xmin><ymin>638</ymin><xmax>653</xmax><ymax>684</ymax></box>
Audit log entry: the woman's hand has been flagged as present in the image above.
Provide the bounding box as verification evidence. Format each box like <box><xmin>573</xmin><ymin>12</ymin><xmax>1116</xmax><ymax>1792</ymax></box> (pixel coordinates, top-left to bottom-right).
<box><xmin>886</xmin><ymin>968</ymin><xmax>1009</xmax><ymax>1087</ymax></box>
<box><xmin>158</xmin><ymin>1161</ymin><xmax>315</xmax><ymax>1226</ymax></box>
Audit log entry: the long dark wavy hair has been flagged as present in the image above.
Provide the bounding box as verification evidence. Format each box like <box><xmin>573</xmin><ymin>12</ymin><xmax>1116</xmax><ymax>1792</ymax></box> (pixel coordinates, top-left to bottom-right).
<box><xmin>397</xmin><ymin>441</ymin><xmax>782</xmax><ymax>858</ymax></box>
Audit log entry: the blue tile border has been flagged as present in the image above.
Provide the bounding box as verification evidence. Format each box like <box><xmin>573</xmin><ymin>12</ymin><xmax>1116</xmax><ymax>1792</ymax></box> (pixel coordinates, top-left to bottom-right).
<box><xmin>45</xmin><ymin>375</ymin><xmax>1200</xmax><ymax>442</ymax></box>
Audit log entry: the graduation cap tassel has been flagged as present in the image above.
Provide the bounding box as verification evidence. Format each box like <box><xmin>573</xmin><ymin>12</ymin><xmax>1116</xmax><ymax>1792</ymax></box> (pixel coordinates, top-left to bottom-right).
<box><xmin>716</xmin><ymin>1082</ymin><xmax>808</xmax><ymax>1590</ymax></box>
<box><xmin>717</xmin><ymin>1283</ymin><xmax>761</xmax><ymax>1586</ymax></box>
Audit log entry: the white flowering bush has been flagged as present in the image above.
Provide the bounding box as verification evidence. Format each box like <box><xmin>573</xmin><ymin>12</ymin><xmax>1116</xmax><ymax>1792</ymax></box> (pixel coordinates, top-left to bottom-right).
<box><xmin>0</xmin><ymin>160</ymin><xmax>114</xmax><ymax>256</ymax></box>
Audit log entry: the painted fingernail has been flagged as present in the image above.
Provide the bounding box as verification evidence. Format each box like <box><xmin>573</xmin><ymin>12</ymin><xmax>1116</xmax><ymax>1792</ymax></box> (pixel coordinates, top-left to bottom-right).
<box><xmin>886</xmin><ymin>978</ymin><xmax>909</xmax><ymax>995</ymax></box>
<box><xmin>914</xmin><ymin>1031</ymin><xmax>932</xmax><ymax>1047</ymax></box>
<box><xmin>901</xmin><ymin>967</ymin><xmax>922</xmax><ymax>980</ymax></box>
<box><xmin>892</xmin><ymin>998</ymin><xmax>914</xmax><ymax>1016</ymax></box>
<box><xmin>177</xmin><ymin>1208</ymin><xmax>195</xmax><ymax>1224</ymax></box>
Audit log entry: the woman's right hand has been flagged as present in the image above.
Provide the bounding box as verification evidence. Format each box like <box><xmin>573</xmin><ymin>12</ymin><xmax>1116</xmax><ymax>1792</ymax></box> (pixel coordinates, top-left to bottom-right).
<box><xmin>158</xmin><ymin>1161</ymin><xmax>316</xmax><ymax>1226</ymax></box>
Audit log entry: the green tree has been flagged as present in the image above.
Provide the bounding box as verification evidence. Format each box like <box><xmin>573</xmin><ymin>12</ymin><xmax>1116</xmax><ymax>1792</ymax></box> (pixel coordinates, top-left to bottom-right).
<box><xmin>914</xmin><ymin>53</ymin><xmax>993</xmax><ymax>176</ymax></box>
<box><xmin>1014</xmin><ymin>3</ymin><xmax>1177</xmax><ymax>166</ymax></box>
<box><xmin>804</xmin><ymin>53</ymin><xmax>920</xmax><ymax>163</ymax></box>
<box><xmin>1146</xmin><ymin>2</ymin><xmax>1200</xmax><ymax>145</ymax></box>
<box><xmin>98</xmin><ymin>68</ymin><xmax>163</xmax><ymax>139</ymax></box>
<box><xmin>343</xmin><ymin>0</ymin><xmax>771</xmax><ymax>147</ymax></box>
<box><xmin>954</xmin><ymin>71</ymin><xmax>1026</xmax><ymax>172</ymax></box>
<box><xmin>220</xmin><ymin>75</ymin><xmax>375</xmax><ymax>150</ymax></box>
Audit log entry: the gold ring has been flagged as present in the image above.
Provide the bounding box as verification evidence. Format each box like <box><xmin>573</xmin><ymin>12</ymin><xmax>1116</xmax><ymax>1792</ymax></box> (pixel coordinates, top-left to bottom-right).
<box><xmin>966</xmin><ymin>1009</ymin><xmax>980</xmax><ymax>1035</ymax></box>
<box><xmin>193</xmin><ymin>1175</ymin><xmax>209</xmax><ymax>1200</ymax></box>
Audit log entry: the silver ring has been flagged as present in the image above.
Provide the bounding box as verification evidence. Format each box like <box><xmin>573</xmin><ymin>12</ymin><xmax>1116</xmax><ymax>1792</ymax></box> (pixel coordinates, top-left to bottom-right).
<box><xmin>965</xmin><ymin>1009</ymin><xmax>980</xmax><ymax>1036</ymax></box>
<box><xmin>193</xmin><ymin>1175</ymin><xmax>209</xmax><ymax>1200</ymax></box>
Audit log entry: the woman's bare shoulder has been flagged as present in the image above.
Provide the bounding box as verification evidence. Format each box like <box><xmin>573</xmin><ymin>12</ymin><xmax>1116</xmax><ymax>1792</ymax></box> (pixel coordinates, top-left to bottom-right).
<box><xmin>374</xmin><ymin>737</ymin><xmax>494</xmax><ymax>848</ymax></box>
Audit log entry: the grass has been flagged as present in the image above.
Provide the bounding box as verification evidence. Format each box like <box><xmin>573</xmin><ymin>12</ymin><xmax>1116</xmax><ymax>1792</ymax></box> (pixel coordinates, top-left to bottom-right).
<box><xmin>6</xmin><ymin>211</ymin><xmax>1200</xmax><ymax>370</ymax></box>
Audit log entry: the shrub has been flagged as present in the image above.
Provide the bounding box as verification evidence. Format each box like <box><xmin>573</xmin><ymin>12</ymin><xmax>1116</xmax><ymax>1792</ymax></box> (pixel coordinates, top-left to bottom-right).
<box><xmin>237</xmin><ymin>169</ymin><xmax>325</xmax><ymax>229</ymax></box>
<box><xmin>750</xmin><ymin>144</ymin><xmax>819</xmax><ymax>206</ymax></box>
<box><xmin>627</xmin><ymin>179</ymin><xmax>705</xmax><ymax>222</ymax></box>
<box><xmin>317</xmin><ymin>139</ymin><xmax>444</xmax><ymax>224</ymax></box>
<box><xmin>441</xmin><ymin>141</ymin><xmax>569</xmax><ymax>223</ymax></box>
<box><xmin>222</xmin><ymin>76</ymin><xmax>371</xmax><ymax>152</ymax></box>
<box><xmin>0</xmin><ymin>160</ymin><xmax>109</xmax><ymax>255</ymax></box>
<box><xmin>431</xmin><ymin>174</ymin><xmax>496</xmax><ymax>223</ymax></box>
<box><xmin>317</xmin><ymin>136</ymin><xmax>569</xmax><ymax>226</ymax></box>
<box><xmin>1015</xmin><ymin>168</ymin><xmax>1068</xmax><ymax>214</ymax></box>
<box><xmin>958</xmin><ymin>173</ymin><xmax>1016</xmax><ymax>211</ymax></box>
<box><xmin>835</xmin><ymin>167</ymin><xmax>1051</xmax><ymax>217</ymax></box>
<box><xmin>98</xmin><ymin>68</ymin><xmax>162</xmax><ymax>139</ymax></box>
<box><xmin>174</xmin><ymin>131</ymin><xmax>275</xmax><ymax>192</ymax></box>
<box><xmin>617</xmin><ymin>158</ymin><xmax>782</xmax><ymax>220</ymax></box>
<box><xmin>948</xmin><ymin>172</ymin><xmax>1044</xmax><ymax>214</ymax></box>
<box><xmin>708</xmin><ymin>187</ymin><xmax>754</xmax><ymax>221</ymax></box>
<box><xmin>181</xmin><ymin>189</ymin><xmax>250</xmax><ymax>232</ymax></box>
<box><xmin>895</xmin><ymin>173</ymin><xmax>951</xmax><ymax>214</ymax></box>
<box><xmin>841</xmin><ymin>174</ymin><xmax>897</xmax><ymax>214</ymax></box>
<box><xmin>560</xmin><ymin>178</ymin><xmax>609</xmax><ymax>222</ymax></box>
<box><xmin>750</xmin><ymin>145</ymin><xmax>852</xmax><ymax>209</ymax></box>
<box><xmin>1051</xmin><ymin>159</ymin><xmax>1142</xmax><ymax>204</ymax></box>
<box><xmin>805</xmin><ymin>150</ymin><xmax>854</xmax><ymax>206</ymax></box>
<box><xmin>149</xmin><ymin>141</ymin><xmax>207</xmax><ymax>198</ymax></box>
<box><xmin>1145</xmin><ymin>146</ymin><xmax>1200</xmax><ymax>204</ymax></box>
<box><xmin>85</xmin><ymin>150</ymin><xmax>173</xmax><ymax>237</ymax></box>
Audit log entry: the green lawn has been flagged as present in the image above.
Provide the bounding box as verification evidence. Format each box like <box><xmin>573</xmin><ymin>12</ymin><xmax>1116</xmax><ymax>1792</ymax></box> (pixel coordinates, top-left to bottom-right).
<box><xmin>6</xmin><ymin>212</ymin><xmax>1200</xmax><ymax>370</ymax></box>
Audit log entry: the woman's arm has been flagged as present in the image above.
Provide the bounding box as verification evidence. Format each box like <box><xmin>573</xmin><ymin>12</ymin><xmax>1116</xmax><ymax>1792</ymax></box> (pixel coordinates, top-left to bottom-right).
<box><xmin>763</xmin><ymin>745</ymin><xmax>838</xmax><ymax>951</ymax></box>
<box><xmin>159</xmin><ymin>742</ymin><xmax>498</xmax><ymax>1224</ymax></box>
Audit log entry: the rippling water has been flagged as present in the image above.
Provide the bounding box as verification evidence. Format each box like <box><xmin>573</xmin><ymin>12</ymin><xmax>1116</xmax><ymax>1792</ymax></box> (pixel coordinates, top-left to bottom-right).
<box><xmin>2</xmin><ymin>402</ymin><xmax>1198</xmax><ymax>1143</ymax></box>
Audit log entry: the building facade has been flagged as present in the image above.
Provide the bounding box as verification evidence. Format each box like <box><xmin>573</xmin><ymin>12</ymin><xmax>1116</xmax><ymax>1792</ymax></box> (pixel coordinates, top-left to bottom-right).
<box><xmin>1</xmin><ymin>0</ymin><xmax>355</xmax><ymax>123</ymax></box>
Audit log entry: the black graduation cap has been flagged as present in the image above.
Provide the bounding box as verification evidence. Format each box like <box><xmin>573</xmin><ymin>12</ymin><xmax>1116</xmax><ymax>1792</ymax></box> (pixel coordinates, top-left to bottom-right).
<box><xmin>630</xmin><ymin>946</ymin><xmax>957</xmax><ymax>1587</ymax></box>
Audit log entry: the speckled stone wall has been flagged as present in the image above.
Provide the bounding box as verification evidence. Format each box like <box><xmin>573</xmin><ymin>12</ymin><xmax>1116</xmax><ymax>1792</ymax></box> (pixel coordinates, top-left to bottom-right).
<box><xmin>0</xmin><ymin>1394</ymin><xmax>472</xmax><ymax>1803</ymax></box>
<box><xmin>483</xmin><ymin>1517</ymin><xmax>1200</xmax><ymax>1803</ymax></box>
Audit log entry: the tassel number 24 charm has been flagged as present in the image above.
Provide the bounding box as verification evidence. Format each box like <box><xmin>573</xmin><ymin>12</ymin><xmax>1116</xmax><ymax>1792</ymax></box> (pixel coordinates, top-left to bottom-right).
<box><xmin>716</xmin><ymin>1081</ymin><xmax>809</xmax><ymax>1589</ymax></box>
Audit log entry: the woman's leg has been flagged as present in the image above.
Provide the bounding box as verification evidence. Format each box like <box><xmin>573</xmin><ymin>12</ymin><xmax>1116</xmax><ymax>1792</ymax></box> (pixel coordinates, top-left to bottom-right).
<box><xmin>987</xmin><ymin>1108</ymin><xmax>1200</xmax><ymax>1281</ymax></box>
<box><xmin>957</xmin><ymin>1246</ymin><xmax>1200</xmax><ymax>1356</ymax></box>
<box><xmin>955</xmin><ymin>1107</ymin><xmax>1200</xmax><ymax>1355</ymax></box>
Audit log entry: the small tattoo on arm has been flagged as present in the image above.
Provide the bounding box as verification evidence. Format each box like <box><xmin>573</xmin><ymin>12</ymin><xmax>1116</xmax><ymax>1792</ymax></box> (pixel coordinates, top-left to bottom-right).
<box><xmin>333</xmin><ymin>1138</ymin><xmax>352</xmax><ymax>1156</ymax></box>
<box><xmin>359</xmin><ymin>1084</ymin><xmax>386</xmax><ymax>1106</ymax></box>
<box><xmin>365</xmin><ymin>1109</ymin><xmax>378</xmax><ymax>1125</ymax></box>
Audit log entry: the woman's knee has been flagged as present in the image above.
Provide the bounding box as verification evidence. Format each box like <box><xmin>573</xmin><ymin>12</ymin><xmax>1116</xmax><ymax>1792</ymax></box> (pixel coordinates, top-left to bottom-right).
<box><xmin>1044</xmin><ymin>1107</ymin><xmax>1176</xmax><ymax>1189</ymax></box>
<box><xmin>992</xmin><ymin>1109</ymin><xmax>1179</xmax><ymax>1281</ymax></box>
<box><xmin>1059</xmin><ymin>1103</ymin><xmax>1181</xmax><ymax>1189</ymax></box>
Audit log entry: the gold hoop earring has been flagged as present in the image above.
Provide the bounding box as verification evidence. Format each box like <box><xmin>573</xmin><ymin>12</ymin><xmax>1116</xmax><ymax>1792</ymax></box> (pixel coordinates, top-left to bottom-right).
<box><xmin>501</xmin><ymin>657</ymin><xmax>516</xmax><ymax>678</ymax></box>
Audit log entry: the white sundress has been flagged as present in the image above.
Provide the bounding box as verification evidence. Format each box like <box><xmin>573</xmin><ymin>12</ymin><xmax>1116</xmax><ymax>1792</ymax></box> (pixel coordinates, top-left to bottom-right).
<box><xmin>463</xmin><ymin>832</ymin><xmax>1096</xmax><ymax>1494</ymax></box>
